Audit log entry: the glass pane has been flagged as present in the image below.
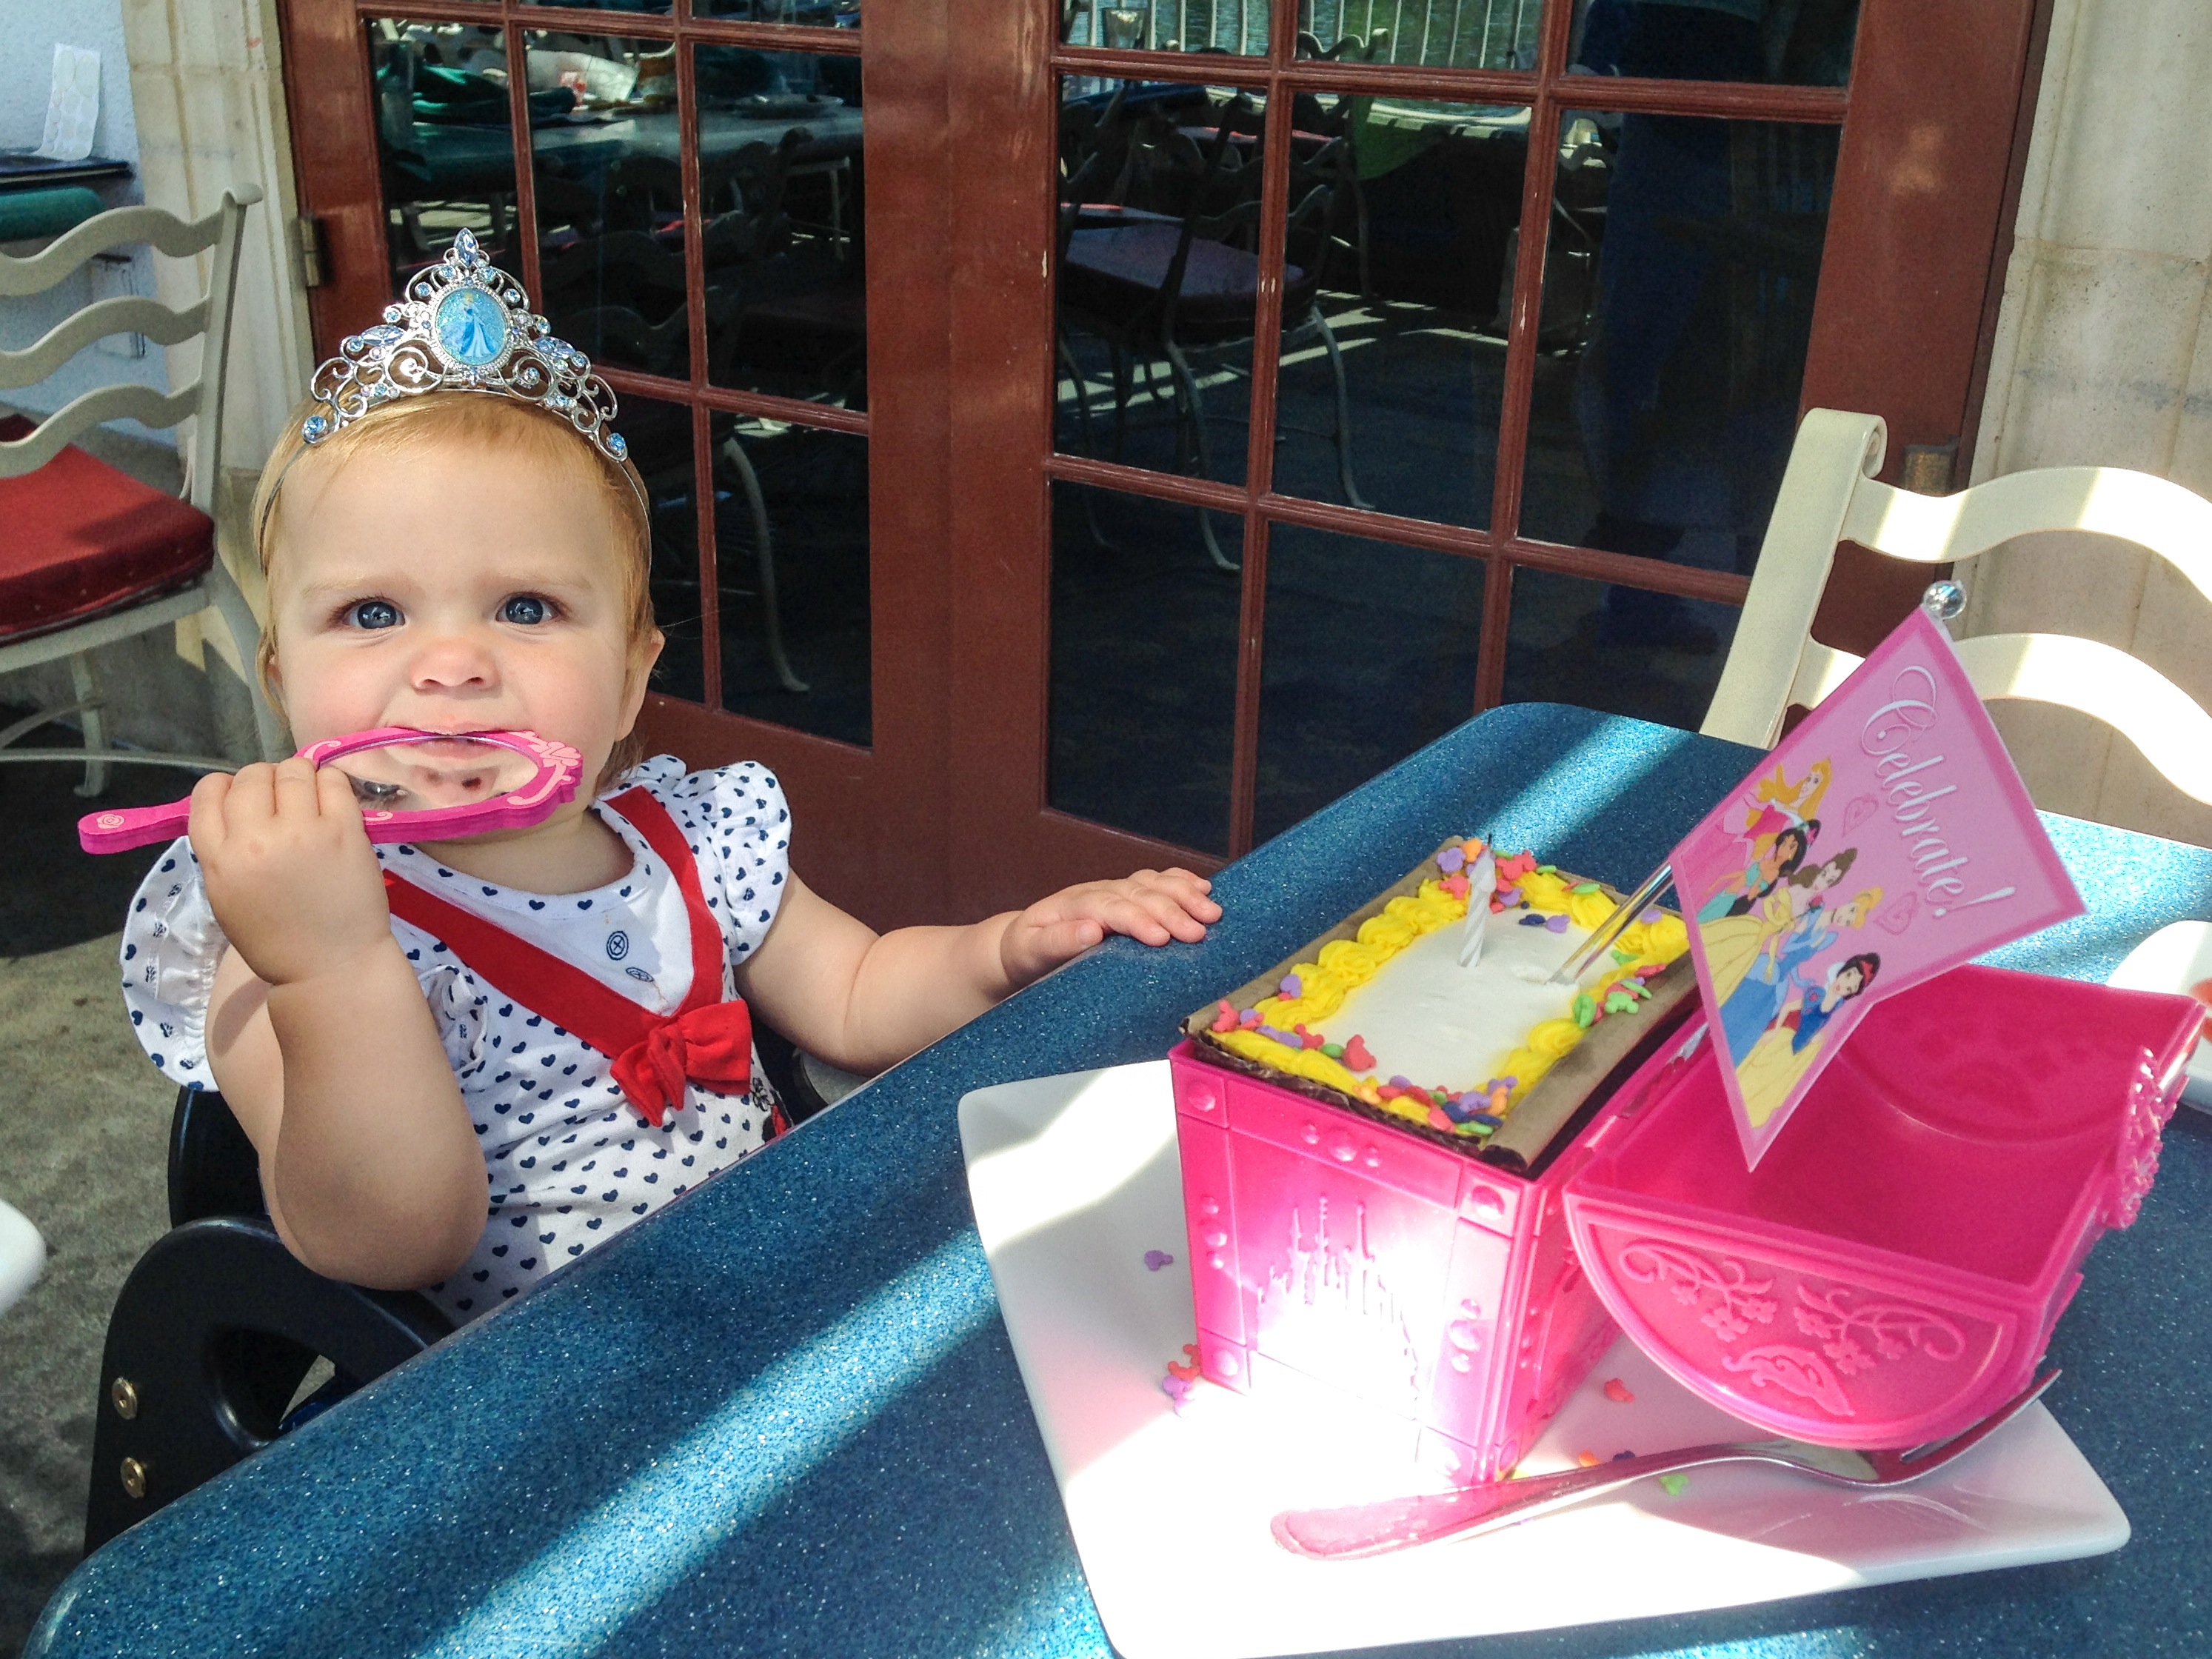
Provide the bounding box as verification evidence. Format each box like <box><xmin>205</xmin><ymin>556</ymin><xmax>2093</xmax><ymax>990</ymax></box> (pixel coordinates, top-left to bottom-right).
<box><xmin>1063</xmin><ymin>0</ymin><xmax>1268</xmax><ymax>56</ymax></box>
<box><xmin>1572</xmin><ymin>0</ymin><xmax>1857</xmax><ymax>87</ymax></box>
<box><xmin>1302</xmin><ymin>0</ymin><xmax>1539</xmax><ymax>70</ymax></box>
<box><xmin>1055</xmin><ymin>80</ymin><xmax>1269</xmax><ymax>490</ymax></box>
<box><xmin>1517</xmin><ymin>117</ymin><xmax>1836</xmax><ymax>606</ymax></box>
<box><xmin>526</xmin><ymin>33</ymin><xmax>689</xmax><ymax>378</ymax></box>
<box><xmin>524</xmin><ymin>0</ymin><xmax>672</xmax><ymax>11</ymax></box>
<box><xmin>620</xmin><ymin>392</ymin><xmax>708</xmax><ymax>707</ymax></box>
<box><xmin>1269</xmin><ymin>95</ymin><xmax>1525</xmax><ymax>528</ymax></box>
<box><xmin>1254</xmin><ymin>527</ymin><xmax>1483</xmax><ymax>844</ymax></box>
<box><xmin>369</xmin><ymin>20</ymin><xmax>521</xmax><ymax>295</ymax></box>
<box><xmin>695</xmin><ymin>47</ymin><xmax>868</xmax><ymax>408</ymax></box>
<box><xmin>1049</xmin><ymin>484</ymin><xmax>1241</xmax><ymax>855</ymax></box>
<box><xmin>699</xmin><ymin>0</ymin><xmax>861</xmax><ymax>22</ymax></box>
<box><xmin>715</xmin><ymin>421</ymin><xmax>871</xmax><ymax>747</ymax></box>
<box><xmin>1503</xmin><ymin>568</ymin><xmax>1739</xmax><ymax>729</ymax></box>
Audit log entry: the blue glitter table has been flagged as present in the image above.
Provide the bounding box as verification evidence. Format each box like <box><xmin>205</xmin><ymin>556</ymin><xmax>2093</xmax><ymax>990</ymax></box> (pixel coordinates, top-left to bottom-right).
<box><xmin>28</xmin><ymin>706</ymin><xmax>2212</xmax><ymax>1659</ymax></box>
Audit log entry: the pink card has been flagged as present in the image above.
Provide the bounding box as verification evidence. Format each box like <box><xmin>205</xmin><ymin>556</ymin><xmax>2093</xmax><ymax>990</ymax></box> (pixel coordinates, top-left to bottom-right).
<box><xmin>1671</xmin><ymin>609</ymin><xmax>2083</xmax><ymax>1166</ymax></box>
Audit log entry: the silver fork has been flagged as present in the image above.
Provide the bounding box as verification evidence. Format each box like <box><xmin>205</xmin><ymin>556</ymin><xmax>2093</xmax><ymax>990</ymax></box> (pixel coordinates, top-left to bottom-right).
<box><xmin>1271</xmin><ymin>1369</ymin><xmax>2060</xmax><ymax>1561</ymax></box>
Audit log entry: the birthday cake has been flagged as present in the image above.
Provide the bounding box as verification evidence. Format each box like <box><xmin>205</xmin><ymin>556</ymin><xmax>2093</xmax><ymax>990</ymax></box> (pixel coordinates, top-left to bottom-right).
<box><xmin>1184</xmin><ymin>839</ymin><xmax>1696</xmax><ymax>1172</ymax></box>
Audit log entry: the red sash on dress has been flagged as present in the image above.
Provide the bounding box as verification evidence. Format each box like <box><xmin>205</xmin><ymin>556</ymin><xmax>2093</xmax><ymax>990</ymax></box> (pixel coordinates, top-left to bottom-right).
<box><xmin>381</xmin><ymin>786</ymin><xmax>786</xmax><ymax>1136</ymax></box>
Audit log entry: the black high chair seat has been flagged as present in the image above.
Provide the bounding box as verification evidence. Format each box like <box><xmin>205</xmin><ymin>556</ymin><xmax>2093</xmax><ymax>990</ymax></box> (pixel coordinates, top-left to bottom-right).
<box><xmin>84</xmin><ymin>1089</ymin><xmax>452</xmax><ymax>1552</ymax></box>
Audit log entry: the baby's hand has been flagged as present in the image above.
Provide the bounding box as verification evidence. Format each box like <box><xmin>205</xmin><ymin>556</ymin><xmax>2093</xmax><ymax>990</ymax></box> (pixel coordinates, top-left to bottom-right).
<box><xmin>190</xmin><ymin>758</ymin><xmax>392</xmax><ymax>987</ymax></box>
<box><xmin>1000</xmin><ymin>868</ymin><xmax>1221</xmax><ymax>991</ymax></box>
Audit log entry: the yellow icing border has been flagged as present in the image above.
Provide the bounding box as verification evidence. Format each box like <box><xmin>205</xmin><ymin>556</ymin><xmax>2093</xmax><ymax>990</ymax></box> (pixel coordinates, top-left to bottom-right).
<box><xmin>1215</xmin><ymin>852</ymin><xmax>1691</xmax><ymax>1130</ymax></box>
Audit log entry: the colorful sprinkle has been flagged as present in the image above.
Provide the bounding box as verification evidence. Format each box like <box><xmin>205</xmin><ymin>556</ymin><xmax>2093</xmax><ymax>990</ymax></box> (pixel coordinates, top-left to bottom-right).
<box><xmin>1576</xmin><ymin>1450</ymin><xmax>1600</xmax><ymax>1468</ymax></box>
<box><xmin>1546</xmin><ymin>913</ymin><xmax>1570</xmax><ymax>933</ymax></box>
<box><xmin>1659</xmin><ymin>1474</ymin><xmax>1689</xmax><ymax>1497</ymax></box>
<box><xmin>1572</xmin><ymin>992</ymin><xmax>1597</xmax><ymax>1027</ymax></box>
<box><xmin>1160</xmin><ymin>1342</ymin><xmax>1203</xmax><ymax>1414</ymax></box>
<box><xmin>1342</xmin><ymin>1036</ymin><xmax>1375</xmax><ymax>1071</ymax></box>
<box><xmin>1604</xmin><ymin>989</ymin><xmax>1640</xmax><ymax>1015</ymax></box>
<box><xmin>1574</xmin><ymin>881</ymin><xmax>1601</xmax><ymax>895</ymax></box>
<box><xmin>1519</xmin><ymin>913</ymin><xmax>1549</xmax><ymax>928</ymax></box>
<box><xmin>1320</xmin><ymin>1042</ymin><xmax>1345</xmax><ymax>1059</ymax></box>
<box><xmin>1279</xmin><ymin>972</ymin><xmax>1303</xmax><ymax>1000</ymax></box>
<box><xmin>1437</xmin><ymin>844</ymin><xmax>1466</xmax><ymax>874</ymax></box>
<box><xmin>1603</xmin><ymin>1378</ymin><xmax>1635</xmax><ymax>1404</ymax></box>
<box><xmin>1613</xmin><ymin>1450</ymin><xmax>1638</xmax><ymax>1461</ymax></box>
<box><xmin>1211</xmin><ymin>999</ymin><xmax>1238</xmax><ymax>1033</ymax></box>
<box><xmin>1640</xmin><ymin>908</ymin><xmax>1664</xmax><ymax>924</ymax></box>
<box><xmin>1299</xmin><ymin>1025</ymin><xmax>1326</xmax><ymax>1050</ymax></box>
<box><xmin>1239</xmin><ymin>1007</ymin><xmax>1261</xmax><ymax>1028</ymax></box>
<box><xmin>1441</xmin><ymin>872</ymin><xmax>1470</xmax><ymax>900</ymax></box>
<box><xmin>1144</xmin><ymin>1250</ymin><xmax>1175</xmax><ymax>1272</ymax></box>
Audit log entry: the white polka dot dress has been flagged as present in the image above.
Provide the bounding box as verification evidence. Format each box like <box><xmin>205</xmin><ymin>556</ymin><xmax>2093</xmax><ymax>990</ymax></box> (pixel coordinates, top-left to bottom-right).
<box><xmin>119</xmin><ymin>757</ymin><xmax>792</xmax><ymax>1323</ymax></box>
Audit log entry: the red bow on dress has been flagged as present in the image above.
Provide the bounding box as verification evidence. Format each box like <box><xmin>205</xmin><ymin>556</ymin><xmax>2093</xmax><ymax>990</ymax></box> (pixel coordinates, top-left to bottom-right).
<box><xmin>607</xmin><ymin>999</ymin><xmax>754</xmax><ymax>1126</ymax></box>
<box><xmin>381</xmin><ymin>787</ymin><xmax>780</xmax><ymax>1135</ymax></box>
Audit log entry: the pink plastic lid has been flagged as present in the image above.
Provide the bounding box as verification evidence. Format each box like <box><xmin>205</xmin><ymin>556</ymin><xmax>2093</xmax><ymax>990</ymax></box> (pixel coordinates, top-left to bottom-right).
<box><xmin>1563</xmin><ymin>963</ymin><xmax>2202</xmax><ymax>1447</ymax></box>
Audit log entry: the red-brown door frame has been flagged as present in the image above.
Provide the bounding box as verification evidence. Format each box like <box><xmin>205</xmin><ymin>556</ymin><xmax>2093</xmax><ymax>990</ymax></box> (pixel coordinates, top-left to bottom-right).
<box><xmin>270</xmin><ymin>0</ymin><xmax>2053</xmax><ymax>927</ymax></box>
<box><xmin>939</xmin><ymin>0</ymin><xmax>2055</xmax><ymax>919</ymax></box>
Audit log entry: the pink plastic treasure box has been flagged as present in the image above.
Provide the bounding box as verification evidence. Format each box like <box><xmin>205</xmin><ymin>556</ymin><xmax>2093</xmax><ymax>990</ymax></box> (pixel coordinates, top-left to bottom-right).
<box><xmin>1172</xmin><ymin>846</ymin><xmax>2201</xmax><ymax>1480</ymax></box>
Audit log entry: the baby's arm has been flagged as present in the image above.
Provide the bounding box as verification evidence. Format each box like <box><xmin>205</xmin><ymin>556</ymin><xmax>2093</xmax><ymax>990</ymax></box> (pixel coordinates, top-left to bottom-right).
<box><xmin>195</xmin><ymin>760</ymin><xmax>487</xmax><ymax>1288</ymax></box>
<box><xmin>738</xmin><ymin>868</ymin><xmax>1220</xmax><ymax>1077</ymax></box>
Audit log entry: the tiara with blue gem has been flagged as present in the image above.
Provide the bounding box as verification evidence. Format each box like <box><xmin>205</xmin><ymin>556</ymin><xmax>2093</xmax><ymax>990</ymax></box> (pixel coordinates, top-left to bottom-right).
<box><xmin>303</xmin><ymin>229</ymin><xmax>629</xmax><ymax>467</ymax></box>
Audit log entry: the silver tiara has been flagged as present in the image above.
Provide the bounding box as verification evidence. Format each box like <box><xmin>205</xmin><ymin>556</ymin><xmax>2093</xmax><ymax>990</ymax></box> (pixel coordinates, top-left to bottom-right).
<box><xmin>303</xmin><ymin>229</ymin><xmax>629</xmax><ymax>467</ymax></box>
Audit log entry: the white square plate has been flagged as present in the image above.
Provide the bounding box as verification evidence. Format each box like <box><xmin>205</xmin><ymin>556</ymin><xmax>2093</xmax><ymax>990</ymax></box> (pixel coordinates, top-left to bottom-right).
<box><xmin>959</xmin><ymin>1061</ymin><xmax>2129</xmax><ymax>1659</ymax></box>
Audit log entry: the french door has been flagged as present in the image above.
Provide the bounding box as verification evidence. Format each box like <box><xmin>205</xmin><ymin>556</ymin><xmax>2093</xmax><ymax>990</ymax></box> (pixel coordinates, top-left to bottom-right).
<box><xmin>275</xmin><ymin>0</ymin><xmax>2047</xmax><ymax>928</ymax></box>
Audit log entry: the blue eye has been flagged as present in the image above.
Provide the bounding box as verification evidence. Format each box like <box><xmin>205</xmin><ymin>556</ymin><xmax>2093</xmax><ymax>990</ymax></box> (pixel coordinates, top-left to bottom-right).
<box><xmin>501</xmin><ymin>595</ymin><xmax>552</xmax><ymax>625</ymax></box>
<box><xmin>347</xmin><ymin>599</ymin><xmax>401</xmax><ymax>630</ymax></box>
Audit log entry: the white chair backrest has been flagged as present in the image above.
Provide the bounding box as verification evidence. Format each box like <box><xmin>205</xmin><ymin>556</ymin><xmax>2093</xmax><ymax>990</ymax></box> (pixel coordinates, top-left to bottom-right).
<box><xmin>1703</xmin><ymin>407</ymin><xmax>2212</xmax><ymax>807</ymax></box>
<box><xmin>0</xmin><ymin>184</ymin><xmax>264</xmax><ymax>515</ymax></box>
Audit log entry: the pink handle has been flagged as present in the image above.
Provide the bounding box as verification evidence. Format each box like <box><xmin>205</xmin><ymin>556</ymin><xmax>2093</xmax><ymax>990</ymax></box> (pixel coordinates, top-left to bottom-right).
<box><xmin>78</xmin><ymin>801</ymin><xmax>193</xmax><ymax>855</ymax></box>
<box><xmin>76</xmin><ymin>728</ymin><xmax>586</xmax><ymax>855</ymax></box>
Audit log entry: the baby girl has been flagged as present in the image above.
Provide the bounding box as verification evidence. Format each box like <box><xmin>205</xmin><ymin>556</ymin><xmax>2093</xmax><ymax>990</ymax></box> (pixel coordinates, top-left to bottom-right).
<box><xmin>121</xmin><ymin>234</ymin><xmax>1216</xmax><ymax>1323</ymax></box>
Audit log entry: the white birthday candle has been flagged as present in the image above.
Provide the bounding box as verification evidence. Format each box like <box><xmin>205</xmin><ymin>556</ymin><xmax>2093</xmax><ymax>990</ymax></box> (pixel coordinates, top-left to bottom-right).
<box><xmin>1459</xmin><ymin>845</ymin><xmax>1497</xmax><ymax>967</ymax></box>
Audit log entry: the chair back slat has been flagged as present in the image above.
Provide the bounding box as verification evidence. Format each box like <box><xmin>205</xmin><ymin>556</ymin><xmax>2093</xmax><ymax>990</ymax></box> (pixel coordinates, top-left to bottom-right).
<box><xmin>1840</xmin><ymin>465</ymin><xmax>2212</xmax><ymax>609</ymax></box>
<box><xmin>0</xmin><ymin>186</ymin><xmax>257</xmax><ymax>516</ymax></box>
<box><xmin>0</xmin><ymin>382</ymin><xmax>203</xmax><ymax>477</ymax></box>
<box><xmin>0</xmin><ymin>293</ymin><xmax>213</xmax><ymax>390</ymax></box>
<box><xmin>0</xmin><ymin>186</ymin><xmax>260</xmax><ymax>298</ymax></box>
<box><xmin>1706</xmin><ymin>405</ymin><xmax>2212</xmax><ymax>809</ymax></box>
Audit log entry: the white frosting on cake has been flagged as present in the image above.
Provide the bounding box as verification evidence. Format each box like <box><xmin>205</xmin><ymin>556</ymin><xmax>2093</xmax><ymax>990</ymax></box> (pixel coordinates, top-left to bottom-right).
<box><xmin>1305</xmin><ymin>907</ymin><xmax>1599</xmax><ymax>1090</ymax></box>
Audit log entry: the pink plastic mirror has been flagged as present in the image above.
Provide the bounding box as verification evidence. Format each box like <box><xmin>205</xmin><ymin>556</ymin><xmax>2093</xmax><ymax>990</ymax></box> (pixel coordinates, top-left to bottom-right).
<box><xmin>78</xmin><ymin>728</ymin><xmax>587</xmax><ymax>855</ymax></box>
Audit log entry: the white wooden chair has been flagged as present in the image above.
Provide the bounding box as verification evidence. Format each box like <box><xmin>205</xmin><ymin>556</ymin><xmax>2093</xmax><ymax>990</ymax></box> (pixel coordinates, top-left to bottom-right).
<box><xmin>0</xmin><ymin>1198</ymin><xmax>44</xmax><ymax>1318</ymax></box>
<box><xmin>0</xmin><ymin>184</ymin><xmax>283</xmax><ymax>793</ymax></box>
<box><xmin>1703</xmin><ymin>407</ymin><xmax>2212</xmax><ymax>807</ymax></box>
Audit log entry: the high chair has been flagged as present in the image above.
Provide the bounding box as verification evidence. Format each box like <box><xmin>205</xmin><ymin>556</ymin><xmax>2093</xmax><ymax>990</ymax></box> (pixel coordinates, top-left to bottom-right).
<box><xmin>0</xmin><ymin>185</ymin><xmax>284</xmax><ymax>795</ymax></box>
<box><xmin>1703</xmin><ymin>407</ymin><xmax>2212</xmax><ymax>808</ymax></box>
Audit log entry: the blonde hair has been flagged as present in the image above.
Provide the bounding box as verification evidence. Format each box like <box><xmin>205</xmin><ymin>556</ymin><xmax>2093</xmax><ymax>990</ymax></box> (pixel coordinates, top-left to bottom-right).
<box><xmin>252</xmin><ymin>391</ymin><xmax>660</xmax><ymax>786</ymax></box>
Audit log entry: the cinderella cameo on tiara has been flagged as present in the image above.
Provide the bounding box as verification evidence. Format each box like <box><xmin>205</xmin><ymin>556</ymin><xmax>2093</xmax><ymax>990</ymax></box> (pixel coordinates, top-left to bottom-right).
<box><xmin>301</xmin><ymin>227</ymin><xmax>629</xmax><ymax>466</ymax></box>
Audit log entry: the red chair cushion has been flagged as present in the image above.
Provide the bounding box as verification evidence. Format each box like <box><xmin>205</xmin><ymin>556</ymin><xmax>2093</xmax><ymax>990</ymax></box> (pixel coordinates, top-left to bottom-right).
<box><xmin>0</xmin><ymin>413</ymin><xmax>215</xmax><ymax>645</ymax></box>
